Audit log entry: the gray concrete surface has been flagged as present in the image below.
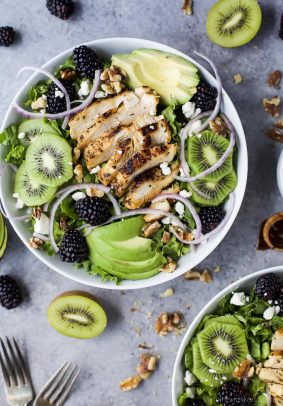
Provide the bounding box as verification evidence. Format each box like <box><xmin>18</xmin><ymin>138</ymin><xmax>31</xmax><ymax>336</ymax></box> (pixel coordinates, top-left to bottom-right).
<box><xmin>0</xmin><ymin>0</ymin><xmax>283</xmax><ymax>405</ymax></box>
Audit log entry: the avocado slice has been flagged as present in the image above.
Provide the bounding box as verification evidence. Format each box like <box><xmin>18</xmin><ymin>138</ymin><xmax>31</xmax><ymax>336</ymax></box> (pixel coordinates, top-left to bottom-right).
<box><xmin>0</xmin><ymin>214</ymin><xmax>6</xmax><ymax>248</ymax></box>
<box><xmin>0</xmin><ymin>226</ymin><xmax>8</xmax><ymax>259</ymax></box>
<box><xmin>90</xmin><ymin>216</ymin><xmax>144</xmax><ymax>242</ymax></box>
<box><xmin>112</xmin><ymin>48</ymin><xmax>199</xmax><ymax>105</ymax></box>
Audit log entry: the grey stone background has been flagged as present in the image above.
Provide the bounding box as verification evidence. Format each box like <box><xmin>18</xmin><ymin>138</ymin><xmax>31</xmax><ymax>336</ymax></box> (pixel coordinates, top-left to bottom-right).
<box><xmin>0</xmin><ymin>0</ymin><xmax>282</xmax><ymax>405</ymax></box>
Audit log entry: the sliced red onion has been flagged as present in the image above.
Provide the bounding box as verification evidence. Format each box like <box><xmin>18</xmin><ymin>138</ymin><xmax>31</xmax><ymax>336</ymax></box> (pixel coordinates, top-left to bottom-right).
<box><xmin>0</xmin><ymin>199</ymin><xmax>31</xmax><ymax>221</ymax></box>
<box><xmin>152</xmin><ymin>193</ymin><xmax>202</xmax><ymax>238</ymax></box>
<box><xmin>189</xmin><ymin>182</ymin><xmax>212</xmax><ymax>201</ymax></box>
<box><xmin>49</xmin><ymin>183</ymin><xmax>120</xmax><ymax>252</ymax></box>
<box><xmin>266</xmin><ymin>388</ymin><xmax>272</xmax><ymax>406</ymax></box>
<box><xmin>170</xmin><ymin>193</ymin><xmax>235</xmax><ymax>245</ymax></box>
<box><xmin>33</xmin><ymin>232</ymin><xmax>50</xmax><ymax>241</ymax></box>
<box><xmin>0</xmin><ymin>162</ymin><xmax>18</xmax><ymax>176</ymax></box>
<box><xmin>13</xmin><ymin>69</ymin><xmax>101</xmax><ymax>121</ymax></box>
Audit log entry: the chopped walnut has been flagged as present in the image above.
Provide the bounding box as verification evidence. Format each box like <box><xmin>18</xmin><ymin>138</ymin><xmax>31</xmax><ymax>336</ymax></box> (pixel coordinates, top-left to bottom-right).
<box><xmin>138</xmin><ymin>342</ymin><xmax>154</xmax><ymax>350</ymax></box>
<box><xmin>275</xmin><ymin>119</ymin><xmax>283</xmax><ymax>129</ymax></box>
<box><xmin>161</xmin><ymin>231</ymin><xmax>171</xmax><ymax>244</ymax></box>
<box><xmin>144</xmin><ymin>199</ymin><xmax>170</xmax><ymax>222</ymax></box>
<box><xmin>200</xmin><ymin>269</ymin><xmax>213</xmax><ymax>283</ymax></box>
<box><xmin>143</xmin><ymin>221</ymin><xmax>161</xmax><ymax>237</ymax></box>
<box><xmin>120</xmin><ymin>375</ymin><xmax>142</xmax><ymax>392</ymax></box>
<box><xmin>263</xmin><ymin>96</ymin><xmax>281</xmax><ymax>117</ymax></box>
<box><xmin>29</xmin><ymin>237</ymin><xmax>43</xmax><ymax>249</ymax></box>
<box><xmin>137</xmin><ymin>353</ymin><xmax>157</xmax><ymax>380</ymax></box>
<box><xmin>32</xmin><ymin>207</ymin><xmax>42</xmax><ymax>220</ymax></box>
<box><xmin>233</xmin><ymin>359</ymin><xmax>253</xmax><ymax>379</ymax></box>
<box><xmin>59</xmin><ymin>216</ymin><xmax>69</xmax><ymax>231</ymax></box>
<box><xmin>267</xmin><ymin>70</ymin><xmax>282</xmax><ymax>89</ymax></box>
<box><xmin>265</xmin><ymin>127</ymin><xmax>283</xmax><ymax>142</ymax></box>
<box><xmin>213</xmin><ymin>265</ymin><xmax>221</xmax><ymax>273</ymax></box>
<box><xmin>60</xmin><ymin>69</ymin><xmax>76</xmax><ymax>81</ymax></box>
<box><xmin>233</xmin><ymin>73</ymin><xmax>242</xmax><ymax>84</ymax></box>
<box><xmin>100</xmin><ymin>65</ymin><xmax>126</xmax><ymax>95</ymax></box>
<box><xmin>209</xmin><ymin>117</ymin><xmax>229</xmax><ymax>136</ymax></box>
<box><xmin>184</xmin><ymin>269</ymin><xmax>213</xmax><ymax>283</ymax></box>
<box><xmin>160</xmin><ymin>287</ymin><xmax>174</xmax><ymax>298</ymax></box>
<box><xmin>182</xmin><ymin>0</ymin><xmax>193</xmax><ymax>15</ymax></box>
<box><xmin>74</xmin><ymin>164</ymin><xmax>83</xmax><ymax>183</ymax></box>
<box><xmin>72</xmin><ymin>147</ymin><xmax>81</xmax><ymax>163</ymax></box>
<box><xmin>86</xmin><ymin>187</ymin><xmax>104</xmax><ymax>198</ymax></box>
<box><xmin>155</xmin><ymin>311</ymin><xmax>183</xmax><ymax>336</ymax></box>
<box><xmin>31</xmin><ymin>96</ymin><xmax>47</xmax><ymax>110</ymax></box>
<box><xmin>175</xmin><ymin>227</ymin><xmax>194</xmax><ymax>242</ymax></box>
<box><xmin>161</xmin><ymin>261</ymin><xmax>176</xmax><ymax>273</ymax></box>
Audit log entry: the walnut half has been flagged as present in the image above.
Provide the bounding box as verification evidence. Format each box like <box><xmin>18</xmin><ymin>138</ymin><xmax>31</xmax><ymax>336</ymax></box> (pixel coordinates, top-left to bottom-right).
<box><xmin>137</xmin><ymin>353</ymin><xmax>157</xmax><ymax>380</ymax></box>
<box><xmin>155</xmin><ymin>312</ymin><xmax>183</xmax><ymax>336</ymax></box>
<box><xmin>120</xmin><ymin>375</ymin><xmax>142</xmax><ymax>392</ymax></box>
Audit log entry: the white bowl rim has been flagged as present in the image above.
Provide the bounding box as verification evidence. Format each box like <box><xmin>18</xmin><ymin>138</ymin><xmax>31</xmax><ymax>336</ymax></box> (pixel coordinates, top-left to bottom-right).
<box><xmin>277</xmin><ymin>149</ymin><xmax>283</xmax><ymax>198</ymax></box>
<box><xmin>0</xmin><ymin>37</ymin><xmax>248</xmax><ymax>290</ymax></box>
<box><xmin>171</xmin><ymin>265</ymin><xmax>283</xmax><ymax>405</ymax></box>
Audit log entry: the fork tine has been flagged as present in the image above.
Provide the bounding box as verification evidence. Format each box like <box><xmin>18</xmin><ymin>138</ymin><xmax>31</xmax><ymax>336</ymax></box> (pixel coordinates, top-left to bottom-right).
<box><xmin>12</xmin><ymin>337</ymin><xmax>30</xmax><ymax>385</ymax></box>
<box><xmin>5</xmin><ymin>337</ymin><xmax>25</xmax><ymax>385</ymax></box>
<box><xmin>0</xmin><ymin>351</ymin><xmax>10</xmax><ymax>388</ymax></box>
<box><xmin>55</xmin><ymin>366</ymin><xmax>80</xmax><ymax>406</ymax></box>
<box><xmin>39</xmin><ymin>362</ymin><xmax>69</xmax><ymax>399</ymax></box>
<box><xmin>0</xmin><ymin>338</ymin><xmax>17</xmax><ymax>386</ymax></box>
<box><xmin>49</xmin><ymin>363</ymin><xmax>77</xmax><ymax>403</ymax></box>
<box><xmin>44</xmin><ymin>363</ymin><xmax>73</xmax><ymax>400</ymax></box>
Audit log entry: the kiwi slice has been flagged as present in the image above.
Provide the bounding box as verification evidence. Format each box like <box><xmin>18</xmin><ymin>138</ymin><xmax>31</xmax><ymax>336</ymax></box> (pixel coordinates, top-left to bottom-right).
<box><xmin>189</xmin><ymin>170</ymin><xmax>237</xmax><ymax>206</ymax></box>
<box><xmin>47</xmin><ymin>291</ymin><xmax>107</xmax><ymax>339</ymax></box>
<box><xmin>25</xmin><ymin>133</ymin><xmax>73</xmax><ymax>187</ymax></box>
<box><xmin>15</xmin><ymin>161</ymin><xmax>57</xmax><ymax>206</ymax></box>
<box><xmin>18</xmin><ymin>119</ymin><xmax>59</xmax><ymax>146</ymax></box>
<box><xmin>204</xmin><ymin>315</ymin><xmax>243</xmax><ymax>329</ymax></box>
<box><xmin>197</xmin><ymin>322</ymin><xmax>248</xmax><ymax>374</ymax></box>
<box><xmin>188</xmin><ymin>130</ymin><xmax>233</xmax><ymax>182</ymax></box>
<box><xmin>192</xmin><ymin>341</ymin><xmax>226</xmax><ymax>388</ymax></box>
<box><xmin>206</xmin><ymin>0</ymin><xmax>262</xmax><ymax>48</ymax></box>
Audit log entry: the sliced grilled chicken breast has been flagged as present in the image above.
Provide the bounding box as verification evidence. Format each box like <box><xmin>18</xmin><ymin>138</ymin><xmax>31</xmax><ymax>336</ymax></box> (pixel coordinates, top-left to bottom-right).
<box><xmin>264</xmin><ymin>352</ymin><xmax>283</xmax><ymax>369</ymax></box>
<box><xmin>139</xmin><ymin>119</ymin><xmax>171</xmax><ymax>145</ymax></box>
<box><xmin>269</xmin><ymin>383</ymin><xmax>283</xmax><ymax>398</ymax></box>
<box><xmin>69</xmin><ymin>91</ymin><xmax>129</xmax><ymax>139</ymax></box>
<box><xmin>124</xmin><ymin>164</ymin><xmax>179</xmax><ymax>209</ymax></box>
<box><xmin>274</xmin><ymin>396</ymin><xmax>283</xmax><ymax>406</ymax></box>
<box><xmin>258</xmin><ymin>368</ymin><xmax>283</xmax><ymax>385</ymax></box>
<box><xmin>272</xmin><ymin>329</ymin><xmax>283</xmax><ymax>352</ymax></box>
<box><xmin>77</xmin><ymin>88</ymin><xmax>159</xmax><ymax>149</ymax></box>
<box><xmin>84</xmin><ymin>125</ymin><xmax>132</xmax><ymax>169</ymax></box>
<box><xmin>112</xmin><ymin>143</ymin><xmax>177</xmax><ymax>197</ymax></box>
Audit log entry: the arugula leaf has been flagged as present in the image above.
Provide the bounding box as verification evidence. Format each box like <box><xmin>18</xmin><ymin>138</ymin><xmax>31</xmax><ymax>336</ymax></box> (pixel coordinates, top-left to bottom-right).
<box><xmin>5</xmin><ymin>145</ymin><xmax>26</xmax><ymax>165</ymax></box>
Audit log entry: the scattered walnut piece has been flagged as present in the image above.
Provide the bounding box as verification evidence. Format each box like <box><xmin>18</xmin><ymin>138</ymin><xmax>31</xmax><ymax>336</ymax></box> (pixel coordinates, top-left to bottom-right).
<box><xmin>213</xmin><ymin>265</ymin><xmax>221</xmax><ymax>273</ymax></box>
<box><xmin>161</xmin><ymin>231</ymin><xmax>171</xmax><ymax>244</ymax></box>
<box><xmin>209</xmin><ymin>117</ymin><xmax>229</xmax><ymax>136</ymax></box>
<box><xmin>137</xmin><ymin>353</ymin><xmax>157</xmax><ymax>380</ymax></box>
<box><xmin>160</xmin><ymin>287</ymin><xmax>174</xmax><ymax>298</ymax></box>
<box><xmin>72</xmin><ymin>147</ymin><xmax>80</xmax><ymax>164</ymax></box>
<box><xmin>265</xmin><ymin>127</ymin><xmax>283</xmax><ymax>142</ymax></box>
<box><xmin>275</xmin><ymin>119</ymin><xmax>283</xmax><ymax>129</ymax></box>
<box><xmin>267</xmin><ymin>70</ymin><xmax>282</xmax><ymax>89</ymax></box>
<box><xmin>29</xmin><ymin>237</ymin><xmax>43</xmax><ymax>249</ymax></box>
<box><xmin>200</xmin><ymin>269</ymin><xmax>213</xmax><ymax>283</ymax></box>
<box><xmin>32</xmin><ymin>207</ymin><xmax>42</xmax><ymax>220</ymax></box>
<box><xmin>263</xmin><ymin>96</ymin><xmax>281</xmax><ymax>118</ymax></box>
<box><xmin>161</xmin><ymin>261</ymin><xmax>176</xmax><ymax>273</ymax></box>
<box><xmin>184</xmin><ymin>269</ymin><xmax>213</xmax><ymax>283</ymax></box>
<box><xmin>100</xmin><ymin>65</ymin><xmax>126</xmax><ymax>95</ymax></box>
<box><xmin>86</xmin><ymin>187</ymin><xmax>104</xmax><ymax>198</ymax></box>
<box><xmin>143</xmin><ymin>221</ymin><xmax>161</xmax><ymax>237</ymax></box>
<box><xmin>233</xmin><ymin>359</ymin><xmax>254</xmax><ymax>379</ymax></box>
<box><xmin>74</xmin><ymin>164</ymin><xmax>83</xmax><ymax>183</ymax></box>
<box><xmin>59</xmin><ymin>216</ymin><xmax>69</xmax><ymax>231</ymax></box>
<box><xmin>138</xmin><ymin>342</ymin><xmax>154</xmax><ymax>350</ymax></box>
<box><xmin>31</xmin><ymin>96</ymin><xmax>47</xmax><ymax>110</ymax></box>
<box><xmin>233</xmin><ymin>74</ymin><xmax>242</xmax><ymax>84</ymax></box>
<box><xmin>155</xmin><ymin>311</ymin><xmax>184</xmax><ymax>336</ymax></box>
<box><xmin>120</xmin><ymin>375</ymin><xmax>142</xmax><ymax>392</ymax></box>
<box><xmin>182</xmin><ymin>0</ymin><xmax>193</xmax><ymax>15</ymax></box>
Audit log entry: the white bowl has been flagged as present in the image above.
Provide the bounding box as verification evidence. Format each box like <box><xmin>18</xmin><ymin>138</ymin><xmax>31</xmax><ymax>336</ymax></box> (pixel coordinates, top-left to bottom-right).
<box><xmin>0</xmin><ymin>38</ymin><xmax>248</xmax><ymax>290</ymax></box>
<box><xmin>172</xmin><ymin>265</ymin><xmax>283</xmax><ymax>405</ymax></box>
<box><xmin>277</xmin><ymin>149</ymin><xmax>283</xmax><ymax>198</ymax></box>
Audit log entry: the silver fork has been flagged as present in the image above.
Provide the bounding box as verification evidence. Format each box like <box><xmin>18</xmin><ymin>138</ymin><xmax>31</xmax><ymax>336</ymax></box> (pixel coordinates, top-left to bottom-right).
<box><xmin>33</xmin><ymin>362</ymin><xmax>80</xmax><ymax>406</ymax></box>
<box><xmin>0</xmin><ymin>337</ymin><xmax>34</xmax><ymax>406</ymax></box>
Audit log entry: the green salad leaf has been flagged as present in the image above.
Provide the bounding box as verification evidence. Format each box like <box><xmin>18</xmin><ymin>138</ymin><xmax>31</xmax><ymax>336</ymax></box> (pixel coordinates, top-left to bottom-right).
<box><xmin>25</xmin><ymin>81</ymin><xmax>50</xmax><ymax>107</ymax></box>
<box><xmin>152</xmin><ymin>227</ymin><xmax>190</xmax><ymax>262</ymax></box>
<box><xmin>0</xmin><ymin>124</ymin><xmax>27</xmax><ymax>165</ymax></box>
<box><xmin>162</xmin><ymin>103</ymin><xmax>182</xmax><ymax>138</ymax></box>
<box><xmin>5</xmin><ymin>145</ymin><xmax>26</xmax><ymax>165</ymax></box>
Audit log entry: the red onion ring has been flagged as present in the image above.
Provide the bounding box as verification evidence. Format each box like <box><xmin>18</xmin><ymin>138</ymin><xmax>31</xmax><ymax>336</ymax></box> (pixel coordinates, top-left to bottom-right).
<box><xmin>0</xmin><ymin>199</ymin><xmax>31</xmax><ymax>221</ymax></box>
<box><xmin>0</xmin><ymin>162</ymin><xmax>18</xmax><ymax>176</ymax></box>
<box><xmin>13</xmin><ymin>69</ymin><xmax>101</xmax><ymax>122</ymax></box>
<box><xmin>48</xmin><ymin>183</ymin><xmax>121</xmax><ymax>252</ymax></box>
<box><xmin>151</xmin><ymin>193</ymin><xmax>202</xmax><ymax>238</ymax></box>
<box><xmin>189</xmin><ymin>182</ymin><xmax>212</xmax><ymax>201</ymax></box>
<box><xmin>170</xmin><ymin>193</ymin><xmax>235</xmax><ymax>245</ymax></box>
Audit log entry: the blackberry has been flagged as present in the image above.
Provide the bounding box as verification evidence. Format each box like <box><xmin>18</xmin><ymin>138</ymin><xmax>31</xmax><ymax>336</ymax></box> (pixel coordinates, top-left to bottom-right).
<box><xmin>72</xmin><ymin>45</ymin><xmax>102</xmax><ymax>78</ymax></box>
<box><xmin>279</xmin><ymin>12</ymin><xmax>283</xmax><ymax>40</ymax></box>
<box><xmin>59</xmin><ymin>230</ymin><xmax>88</xmax><ymax>263</ymax></box>
<box><xmin>278</xmin><ymin>292</ymin><xmax>283</xmax><ymax>313</ymax></box>
<box><xmin>75</xmin><ymin>197</ymin><xmax>111</xmax><ymax>226</ymax></box>
<box><xmin>217</xmin><ymin>382</ymin><xmax>254</xmax><ymax>406</ymax></box>
<box><xmin>192</xmin><ymin>80</ymin><xmax>217</xmax><ymax>112</ymax></box>
<box><xmin>0</xmin><ymin>275</ymin><xmax>22</xmax><ymax>309</ymax></box>
<box><xmin>186</xmin><ymin>400</ymin><xmax>206</xmax><ymax>406</ymax></box>
<box><xmin>0</xmin><ymin>26</ymin><xmax>15</xmax><ymax>47</ymax></box>
<box><xmin>46</xmin><ymin>0</ymin><xmax>74</xmax><ymax>20</ymax></box>
<box><xmin>199</xmin><ymin>207</ymin><xmax>225</xmax><ymax>234</ymax></box>
<box><xmin>255</xmin><ymin>273</ymin><xmax>282</xmax><ymax>301</ymax></box>
<box><xmin>46</xmin><ymin>80</ymin><xmax>75</xmax><ymax>114</ymax></box>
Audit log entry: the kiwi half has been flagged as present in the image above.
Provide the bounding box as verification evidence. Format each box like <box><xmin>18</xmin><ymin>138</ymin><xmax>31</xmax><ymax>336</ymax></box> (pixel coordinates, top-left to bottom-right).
<box><xmin>206</xmin><ymin>0</ymin><xmax>262</xmax><ymax>48</ymax></box>
<box><xmin>15</xmin><ymin>161</ymin><xmax>57</xmax><ymax>206</ymax></box>
<box><xmin>188</xmin><ymin>130</ymin><xmax>233</xmax><ymax>181</ymax></box>
<box><xmin>18</xmin><ymin>119</ymin><xmax>59</xmax><ymax>146</ymax></box>
<box><xmin>25</xmin><ymin>133</ymin><xmax>73</xmax><ymax>187</ymax></box>
<box><xmin>197</xmin><ymin>322</ymin><xmax>248</xmax><ymax>374</ymax></box>
<box><xmin>189</xmin><ymin>169</ymin><xmax>237</xmax><ymax>206</ymax></box>
<box><xmin>47</xmin><ymin>291</ymin><xmax>107</xmax><ymax>339</ymax></box>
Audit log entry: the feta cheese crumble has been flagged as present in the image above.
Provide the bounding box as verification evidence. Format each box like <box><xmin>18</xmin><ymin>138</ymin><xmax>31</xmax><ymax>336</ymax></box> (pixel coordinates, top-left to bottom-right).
<box><xmin>189</xmin><ymin>120</ymin><xmax>202</xmax><ymax>136</ymax></box>
<box><xmin>18</xmin><ymin>132</ymin><xmax>25</xmax><ymax>140</ymax></box>
<box><xmin>160</xmin><ymin>162</ymin><xmax>171</xmax><ymax>176</ymax></box>
<box><xmin>90</xmin><ymin>165</ymin><xmax>101</xmax><ymax>174</ymax></box>
<box><xmin>179</xmin><ymin>190</ymin><xmax>192</xmax><ymax>198</ymax></box>
<box><xmin>175</xmin><ymin>201</ymin><xmax>185</xmax><ymax>218</ymax></box>
<box><xmin>34</xmin><ymin>213</ymin><xmax>50</xmax><ymax>235</ymax></box>
<box><xmin>182</xmin><ymin>101</ymin><xmax>195</xmax><ymax>119</ymax></box>
<box><xmin>184</xmin><ymin>370</ymin><xmax>197</xmax><ymax>386</ymax></box>
<box><xmin>78</xmin><ymin>80</ymin><xmax>91</xmax><ymax>98</ymax></box>
<box><xmin>161</xmin><ymin>217</ymin><xmax>171</xmax><ymax>225</ymax></box>
<box><xmin>12</xmin><ymin>193</ymin><xmax>25</xmax><ymax>209</ymax></box>
<box><xmin>72</xmin><ymin>192</ymin><xmax>86</xmax><ymax>201</ymax></box>
<box><xmin>230</xmin><ymin>292</ymin><xmax>247</xmax><ymax>306</ymax></box>
<box><xmin>185</xmin><ymin>387</ymin><xmax>195</xmax><ymax>398</ymax></box>
<box><xmin>55</xmin><ymin>90</ymin><xmax>64</xmax><ymax>99</ymax></box>
<box><xmin>263</xmin><ymin>306</ymin><xmax>281</xmax><ymax>320</ymax></box>
<box><xmin>95</xmin><ymin>90</ymin><xmax>107</xmax><ymax>99</ymax></box>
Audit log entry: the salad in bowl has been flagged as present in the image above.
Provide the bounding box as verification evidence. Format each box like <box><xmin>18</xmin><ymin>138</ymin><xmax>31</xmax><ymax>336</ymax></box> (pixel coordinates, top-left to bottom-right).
<box><xmin>173</xmin><ymin>267</ymin><xmax>283</xmax><ymax>406</ymax></box>
<box><xmin>0</xmin><ymin>38</ymin><xmax>247</xmax><ymax>288</ymax></box>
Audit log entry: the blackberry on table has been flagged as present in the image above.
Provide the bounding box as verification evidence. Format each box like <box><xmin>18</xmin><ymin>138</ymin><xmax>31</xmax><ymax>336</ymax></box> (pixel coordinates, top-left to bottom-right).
<box><xmin>192</xmin><ymin>80</ymin><xmax>217</xmax><ymax>112</ymax></box>
<box><xmin>255</xmin><ymin>273</ymin><xmax>282</xmax><ymax>301</ymax></box>
<box><xmin>72</xmin><ymin>45</ymin><xmax>102</xmax><ymax>78</ymax></box>
<box><xmin>46</xmin><ymin>79</ymin><xmax>75</xmax><ymax>114</ymax></box>
<box><xmin>199</xmin><ymin>207</ymin><xmax>225</xmax><ymax>234</ymax></box>
<box><xmin>217</xmin><ymin>382</ymin><xmax>254</xmax><ymax>406</ymax></box>
<box><xmin>46</xmin><ymin>0</ymin><xmax>74</xmax><ymax>20</ymax></box>
<box><xmin>279</xmin><ymin>12</ymin><xmax>283</xmax><ymax>40</ymax></box>
<box><xmin>75</xmin><ymin>197</ymin><xmax>111</xmax><ymax>226</ymax></box>
<box><xmin>59</xmin><ymin>230</ymin><xmax>88</xmax><ymax>263</ymax></box>
<box><xmin>0</xmin><ymin>275</ymin><xmax>22</xmax><ymax>310</ymax></box>
<box><xmin>0</xmin><ymin>27</ymin><xmax>15</xmax><ymax>47</ymax></box>
<box><xmin>186</xmin><ymin>400</ymin><xmax>206</xmax><ymax>406</ymax></box>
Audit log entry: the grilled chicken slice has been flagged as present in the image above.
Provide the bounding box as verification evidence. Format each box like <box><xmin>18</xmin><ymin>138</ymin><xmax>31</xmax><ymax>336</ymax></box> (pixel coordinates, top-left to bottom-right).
<box><xmin>269</xmin><ymin>383</ymin><xmax>283</xmax><ymax>398</ymax></box>
<box><xmin>274</xmin><ymin>396</ymin><xmax>283</xmax><ymax>406</ymax></box>
<box><xmin>84</xmin><ymin>125</ymin><xmax>132</xmax><ymax>169</ymax></box>
<box><xmin>69</xmin><ymin>91</ymin><xmax>129</xmax><ymax>140</ymax></box>
<box><xmin>124</xmin><ymin>164</ymin><xmax>179</xmax><ymax>209</ymax></box>
<box><xmin>138</xmin><ymin>119</ymin><xmax>171</xmax><ymax>145</ymax></box>
<box><xmin>272</xmin><ymin>329</ymin><xmax>283</xmax><ymax>351</ymax></box>
<box><xmin>77</xmin><ymin>87</ymin><xmax>160</xmax><ymax>149</ymax></box>
<box><xmin>264</xmin><ymin>352</ymin><xmax>283</xmax><ymax>369</ymax></box>
<box><xmin>112</xmin><ymin>143</ymin><xmax>177</xmax><ymax>197</ymax></box>
<box><xmin>258</xmin><ymin>368</ymin><xmax>283</xmax><ymax>385</ymax></box>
